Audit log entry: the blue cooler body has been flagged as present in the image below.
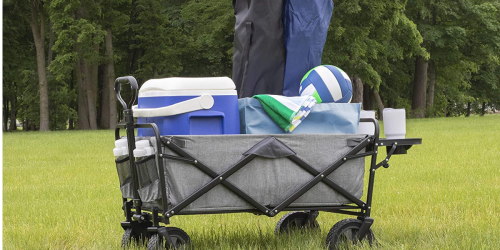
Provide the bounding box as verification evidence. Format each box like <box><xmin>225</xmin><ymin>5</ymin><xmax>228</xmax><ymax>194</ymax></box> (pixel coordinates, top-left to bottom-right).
<box><xmin>135</xmin><ymin>77</ymin><xmax>240</xmax><ymax>136</ymax></box>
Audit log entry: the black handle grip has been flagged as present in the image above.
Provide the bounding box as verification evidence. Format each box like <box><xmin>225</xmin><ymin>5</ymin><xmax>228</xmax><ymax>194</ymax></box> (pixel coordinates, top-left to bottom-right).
<box><xmin>360</xmin><ymin>117</ymin><xmax>380</xmax><ymax>141</ymax></box>
<box><xmin>114</xmin><ymin>76</ymin><xmax>138</xmax><ymax>110</ymax></box>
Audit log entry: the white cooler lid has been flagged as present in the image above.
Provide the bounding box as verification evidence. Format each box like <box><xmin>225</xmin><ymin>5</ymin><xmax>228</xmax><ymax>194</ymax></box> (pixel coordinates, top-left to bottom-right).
<box><xmin>139</xmin><ymin>77</ymin><xmax>236</xmax><ymax>97</ymax></box>
<box><xmin>141</xmin><ymin>77</ymin><xmax>235</xmax><ymax>91</ymax></box>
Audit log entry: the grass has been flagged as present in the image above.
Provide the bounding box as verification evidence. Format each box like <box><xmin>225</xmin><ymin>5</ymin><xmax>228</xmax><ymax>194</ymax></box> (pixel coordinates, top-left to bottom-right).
<box><xmin>3</xmin><ymin>115</ymin><xmax>500</xmax><ymax>249</ymax></box>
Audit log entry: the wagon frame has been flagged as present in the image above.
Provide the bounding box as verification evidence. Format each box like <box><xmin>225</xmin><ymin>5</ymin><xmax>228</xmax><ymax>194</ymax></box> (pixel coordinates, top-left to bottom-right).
<box><xmin>113</xmin><ymin>76</ymin><xmax>421</xmax><ymax>249</ymax></box>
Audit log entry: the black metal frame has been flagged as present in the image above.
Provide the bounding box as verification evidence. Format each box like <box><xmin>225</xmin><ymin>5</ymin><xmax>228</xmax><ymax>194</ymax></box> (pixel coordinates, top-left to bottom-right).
<box><xmin>113</xmin><ymin>76</ymin><xmax>422</xmax><ymax>243</ymax></box>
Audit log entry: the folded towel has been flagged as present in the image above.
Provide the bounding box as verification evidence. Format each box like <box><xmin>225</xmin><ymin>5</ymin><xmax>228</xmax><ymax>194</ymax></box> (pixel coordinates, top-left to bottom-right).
<box><xmin>253</xmin><ymin>95</ymin><xmax>317</xmax><ymax>132</ymax></box>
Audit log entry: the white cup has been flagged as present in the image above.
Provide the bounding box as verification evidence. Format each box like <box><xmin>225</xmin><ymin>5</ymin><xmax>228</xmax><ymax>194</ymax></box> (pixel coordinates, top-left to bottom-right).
<box><xmin>136</xmin><ymin>140</ymin><xmax>150</xmax><ymax>149</ymax></box>
<box><xmin>113</xmin><ymin>148</ymin><xmax>124</xmax><ymax>157</ymax></box>
<box><xmin>121</xmin><ymin>146</ymin><xmax>129</xmax><ymax>156</ymax></box>
<box><xmin>383</xmin><ymin>108</ymin><xmax>406</xmax><ymax>139</ymax></box>
<box><xmin>133</xmin><ymin>148</ymin><xmax>146</xmax><ymax>157</ymax></box>
<box><xmin>358</xmin><ymin>110</ymin><xmax>376</xmax><ymax>135</ymax></box>
<box><xmin>115</xmin><ymin>138</ymin><xmax>128</xmax><ymax>148</ymax></box>
<box><xmin>144</xmin><ymin>147</ymin><xmax>155</xmax><ymax>156</ymax></box>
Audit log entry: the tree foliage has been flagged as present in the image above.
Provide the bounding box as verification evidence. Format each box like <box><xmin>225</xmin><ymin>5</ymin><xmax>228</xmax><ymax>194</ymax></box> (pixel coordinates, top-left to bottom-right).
<box><xmin>3</xmin><ymin>0</ymin><xmax>500</xmax><ymax>131</ymax></box>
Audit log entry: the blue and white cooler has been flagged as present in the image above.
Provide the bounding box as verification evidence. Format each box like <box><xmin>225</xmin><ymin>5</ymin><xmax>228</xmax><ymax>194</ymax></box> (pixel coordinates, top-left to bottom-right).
<box><xmin>134</xmin><ymin>77</ymin><xmax>240</xmax><ymax>136</ymax></box>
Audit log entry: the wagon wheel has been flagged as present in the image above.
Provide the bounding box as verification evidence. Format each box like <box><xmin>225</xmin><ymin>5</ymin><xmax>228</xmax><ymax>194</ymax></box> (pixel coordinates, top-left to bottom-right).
<box><xmin>147</xmin><ymin>227</ymin><xmax>191</xmax><ymax>250</ymax></box>
<box><xmin>274</xmin><ymin>211</ymin><xmax>320</xmax><ymax>235</ymax></box>
<box><xmin>326</xmin><ymin>219</ymin><xmax>375</xmax><ymax>250</ymax></box>
<box><xmin>121</xmin><ymin>228</ymin><xmax>143</xmax><ymax>249</ymax></box>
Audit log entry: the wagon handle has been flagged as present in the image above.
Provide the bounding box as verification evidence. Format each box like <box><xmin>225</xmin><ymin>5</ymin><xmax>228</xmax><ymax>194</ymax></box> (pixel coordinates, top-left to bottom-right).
<box><xmin>360</xmin><ymin>117</ymin><xmax>379</xmax><ymax>141</ymax></box>
<box><xmin>115</xmin><ymin>76</ymin><xmax>139</xmax><ymax>110</ymax></box>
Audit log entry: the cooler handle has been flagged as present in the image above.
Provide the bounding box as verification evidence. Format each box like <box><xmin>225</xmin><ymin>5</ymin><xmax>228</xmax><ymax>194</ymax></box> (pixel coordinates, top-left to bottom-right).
<box><xmin>132</xmin><ymin>95</ymin><xmax>214</xmax><ymax>117</ymax></box>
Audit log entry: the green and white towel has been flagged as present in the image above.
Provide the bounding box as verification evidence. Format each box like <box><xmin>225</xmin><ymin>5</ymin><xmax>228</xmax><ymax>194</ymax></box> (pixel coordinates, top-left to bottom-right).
<box><xmin>253</xmin><ymin>95</ymin><xmax>317</xmax><ymax>132</ymax></box>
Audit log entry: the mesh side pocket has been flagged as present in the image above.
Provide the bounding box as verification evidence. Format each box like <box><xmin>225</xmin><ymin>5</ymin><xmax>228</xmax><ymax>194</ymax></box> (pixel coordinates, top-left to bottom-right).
<box><xmin>136</xmin><ymin>155</ymin><xmax>161</xmax><ymax>202</ymax></box>
<box><xmin>115</xmin><ymin>156</ymin><xmax>133</xmax><ymax>198</ymax></box>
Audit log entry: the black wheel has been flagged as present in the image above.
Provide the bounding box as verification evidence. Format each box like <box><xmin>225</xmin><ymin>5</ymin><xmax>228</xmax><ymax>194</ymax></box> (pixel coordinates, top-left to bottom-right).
<box><xmin>274</xmin><ymin>211</ymin><xmax>320</xmax><ymax>235</ymax></box>
<box><xmin>326</xmin><ymin>219</ymin><xmax>375</xmax><ymax>250</ymax></box>
<box><xmin>121</xmin><ymin>228</ymin><xmax>143</xmax><ymax>249</ymax></box>
<box><xmin>147</xmin><ymin>227</ymin><xmax>191</xmax><ymax>250</ymax></box>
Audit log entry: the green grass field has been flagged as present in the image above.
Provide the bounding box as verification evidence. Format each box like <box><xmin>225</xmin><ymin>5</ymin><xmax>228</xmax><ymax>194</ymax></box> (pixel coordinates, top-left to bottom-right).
<box><xmin>3</xmin><ymin>115</ymin><xmax>500</xmax><ymax>250</ymax></box>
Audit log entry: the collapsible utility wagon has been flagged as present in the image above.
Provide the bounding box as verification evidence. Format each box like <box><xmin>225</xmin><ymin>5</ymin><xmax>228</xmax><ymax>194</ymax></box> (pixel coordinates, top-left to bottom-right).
<box><xmin>113</xmin><ymin>77</ymin><xmax>421</xmax><ymax>249</ymax></box>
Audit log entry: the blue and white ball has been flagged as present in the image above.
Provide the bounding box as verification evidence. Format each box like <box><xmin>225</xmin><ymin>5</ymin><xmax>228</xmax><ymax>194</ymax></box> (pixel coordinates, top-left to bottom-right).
<box><xmin>299</xmin><ymin>65</ymin><xmax>353</xmax><ymax>103</ymax></box>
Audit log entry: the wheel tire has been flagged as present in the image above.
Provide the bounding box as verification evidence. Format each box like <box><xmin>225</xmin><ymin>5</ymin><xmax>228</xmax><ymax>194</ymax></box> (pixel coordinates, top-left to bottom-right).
<box><xmin>325</xmin><ymin>219</ymin><xmax>375</xmax><ymax>250</ymax></box>
<box><xmin>121</xmin><ymin>228</ymin><xmax>141</xmax><ymax>249</ymax></box>
<box><xmin>274</xmin><ymin>211</ymin><xmax>320</xmax><ymax>235</ymax></box>
<box><xmin>147</xmin><ymin>227</ymin><xmax>191</xmax><ymax>250</ymax></box>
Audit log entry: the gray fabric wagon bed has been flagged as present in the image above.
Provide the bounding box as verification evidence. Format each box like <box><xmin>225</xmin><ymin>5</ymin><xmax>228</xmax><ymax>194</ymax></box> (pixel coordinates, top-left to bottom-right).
<box><xmin>125</xmin><ymin>134</ymin><xmax>366</xmax><ymax>213</ymax></box>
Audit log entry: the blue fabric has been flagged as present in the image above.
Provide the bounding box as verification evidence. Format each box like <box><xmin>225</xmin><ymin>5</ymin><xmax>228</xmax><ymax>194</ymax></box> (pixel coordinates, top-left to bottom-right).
<box><xmin>282</xmin><ymin>0</ymin><xmax>334</xmax><ymax>97</ymax></box>
<box><xmin>239</xmin><ymin>98</ymin><xmax>360</xmax><ymax>134</ymax></box>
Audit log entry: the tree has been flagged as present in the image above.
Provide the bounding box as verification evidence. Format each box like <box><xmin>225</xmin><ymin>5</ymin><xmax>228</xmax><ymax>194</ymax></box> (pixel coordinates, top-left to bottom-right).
<box><xmin>100</xmin><ymin>26</ymin><xmax>117</xmax><ymax>129</ymax></box>
<box><xmin>132</xmin><ymin>0</ymin><xmax>181</xmax><ymax>79</ymax></box>
<box><xmin>99</xmin><ymin>0</ymin><xmax>128</xmax><ymax>129</ymax></box>
<box><xmin>5</xmin><ymin>0</ymin><xmax>500</xmax><ymax>131</ymax></box>
<box><xmin>412</xmin><ymin>55</ymin><xmax>428</xmax><ymax>118</ymax></box>
<box><xmin>4</xmin><ymin>1</ymin><xmax>40</xmax><ymax>131</ymax></box>
<box><xmin>10</xmin><ymin>0</ymin><xmax>51</xmax><ymax>130</ymax></box>
<box><xmin>405</xmin><ymin>0</ymin><xmax>500</xmax><ymax>118</ymax></box>
<box><xmin>323</xmin><ymin>0</ymin><xmax>425</xmax><ymax>115</ymax></box>
<box><xmin>30</xmin><ymin>0</ymin><xmax>51</xmax><ymax>130</ymax></box>
<box><xmin>50</xmin><ymin>0</ymin><xmax>105</xmax><ymax>130</ymax></box>
<box><xmin>179</xmin><ymin>0</ymin><xmax>234</xmax><ymax>77</ymax></box>
<box><xmin>463</xmin><ymin>0</ymin><xmax>500</xmax><ymax>115</ymax></box>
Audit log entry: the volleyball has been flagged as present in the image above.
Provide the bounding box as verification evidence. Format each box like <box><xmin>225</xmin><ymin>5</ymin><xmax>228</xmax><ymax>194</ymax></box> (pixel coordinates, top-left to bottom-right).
<box><xmin>299</xmin><ymin>65</ymin><xmax>353</xmax><ymax>103</ymax></box>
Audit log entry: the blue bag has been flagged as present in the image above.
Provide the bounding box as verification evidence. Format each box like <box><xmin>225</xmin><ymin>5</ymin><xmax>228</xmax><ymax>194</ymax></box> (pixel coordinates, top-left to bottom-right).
<box><xmin>239</xmin><ymin>98</ymin><xmax>360</xmax><ymax>134</ymax></box>
<box><xmin>282</xmin><ymin>0</ymin><xmax>334</xmax><ymax>96</ymax></box>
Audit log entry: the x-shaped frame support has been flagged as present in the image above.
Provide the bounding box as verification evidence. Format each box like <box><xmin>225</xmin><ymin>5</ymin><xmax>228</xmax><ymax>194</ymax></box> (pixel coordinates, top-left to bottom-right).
<box><xmin>158</xmin><ymin>136</ymin><xmax>374</xmax><ymax>218</ymax></box>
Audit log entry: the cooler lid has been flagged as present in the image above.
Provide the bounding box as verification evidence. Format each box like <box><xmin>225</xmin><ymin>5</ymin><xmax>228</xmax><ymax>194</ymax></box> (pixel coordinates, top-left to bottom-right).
<box><xmin>140</xmin><ymin>77</ymin><xmax>235</xmax><ymax>93</ymax></box>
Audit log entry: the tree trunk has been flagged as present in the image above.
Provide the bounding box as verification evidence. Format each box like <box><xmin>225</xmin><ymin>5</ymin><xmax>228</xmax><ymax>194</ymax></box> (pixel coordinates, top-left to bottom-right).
<box><xmin>9</xmin><ymin>97</ymin><xmax>17</xmax><ymax>131</ymax></box>
<box><xmin>351</xmin><ymin>76</ymin><xmax>364</xmax><ymax>105</ymax></box>
<box><xmin>412</xmin><ymin>56</ymin><xmax>428</xmax><ymax>118</ymax></box>
<box><xmin>374</xmin><ymin>91</ymin><xmax>385</xmax><ymax>120</ymax></box>
<box><xmin>466</xmin><ymin>102</ymin><xmax>471</xmax><ymax>117</ymax></box>
<box><xmin>85</xmin><ymin>59</ymin><xmax>98</xmax><ymax>130</ymax></box>
<box><xmin>77</xmin><ymin>57</ymin><xmax>90</xmax><ymax>130</ymax></box>
<box><xmin>69</xmin><ymin>69</ymin><xmax>75</xmax><ymax>130</ymax></box>
<box><xmin>87</xmin><ymin>42</ymin><xmax>99</xmax><ymax>130</ymax></box>
<box><xmin>30</xmin><ymin>121</ymin><xmax>36</xmax><ymax>131</ymax></box>
<box><xmin>101</xmin><ymin>26</ymin><xmax>117</xmax><ymax>129</ymax></box>
<box><xmin>23</xmin><ymin>119</ymin><xmax>28</xmax><ymax>131</ymax></box>
<box><xmin>97</xmin><ymin>64</ymin><xmax>103</xmax><ymax>128</ymax></box>
<box><xmin>3</xmin><ymin>97</ymin><xmax>9</xmax><ymax>132</ymax></box>
<box><xmin>481</xmin><ymin>102</ymin><xmax>486</xmax><ymax>116</ymax></box>
<box><xmin>427</xmin><ymin>60</ymin><xmax>435</xmax><ymax>109</ymax></box>
<box><xmin>130</xmin><ymin>48</ymin><xmax>140</xmax><ymax>74</ymax></box>
<box><xmin>74</xmin><ymin>7</ymin><xmax>97</xmax><ymax>130</ymax></box>
<box><xmin>363</xmin><ymin>85</ymin><xmax>375</xmax><ymax>111</ymax></box>
<box><xmin>100</xmin><ymin>64</ymin><xmax>110</xmax><ymax>129</ymax></box>
<box><xmin>30</xmin><ymin>1</ymin><xmax>50</xmax><ymax>131</ymax></box>
<box><xmin>427</xmin><ymin>8</ymin><xmax>437</xmax><ymax>111</ymax></box>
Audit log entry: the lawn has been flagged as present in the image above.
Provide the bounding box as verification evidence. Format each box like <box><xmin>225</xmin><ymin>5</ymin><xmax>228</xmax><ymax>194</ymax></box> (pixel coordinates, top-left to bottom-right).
<box><xmin>3</xmin><ymin>115</ymin><xmax>500</xmax><ymax>249</ymax></box>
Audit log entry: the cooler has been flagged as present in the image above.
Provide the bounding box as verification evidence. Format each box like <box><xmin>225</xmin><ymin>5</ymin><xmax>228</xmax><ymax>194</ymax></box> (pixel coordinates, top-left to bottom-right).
<box><xmin>135</xmin><ymin>77</ymin><xmax>240</xmax><ymax>136</ymax></box>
